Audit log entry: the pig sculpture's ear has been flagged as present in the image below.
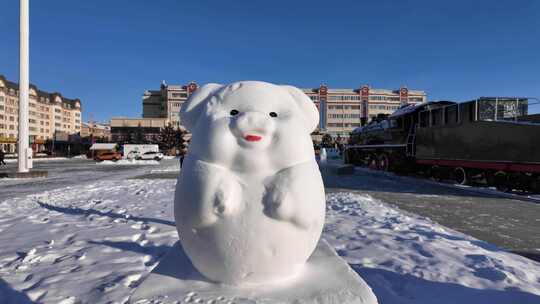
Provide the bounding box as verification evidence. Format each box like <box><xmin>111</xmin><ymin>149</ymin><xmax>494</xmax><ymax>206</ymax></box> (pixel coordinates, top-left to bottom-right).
<box><xmin>180</xmin><ymin>83</ymin><xmax>224</xmax><ymax>131</ymax></box>
<box><xmin>280</xmin><ymin>85</ymin><xmax>320</xmax><ymax>133</ymax></box>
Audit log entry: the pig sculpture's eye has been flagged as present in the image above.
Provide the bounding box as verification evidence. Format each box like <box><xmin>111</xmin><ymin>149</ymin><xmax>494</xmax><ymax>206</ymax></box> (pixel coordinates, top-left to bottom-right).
<box><xmin>230</xmin><ymin>109</ymin><xmax>239</xmax><ymax>116</ymax></box>
<box><xmin>269</xmin><ymin>112</ymin><xmax>278</xmax><ymax>118</ymax></box>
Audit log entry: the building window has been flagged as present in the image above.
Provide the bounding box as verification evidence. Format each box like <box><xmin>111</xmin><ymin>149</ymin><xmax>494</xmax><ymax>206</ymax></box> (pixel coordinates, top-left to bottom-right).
<box><xmin>328</xmin><ymin>95</ymin><xmax>361</xmax><ymax>101</ymax></box>
<box><xmin>370</xmin><ymin>95</ymin><xmax>400</xmax><ymax>101</ymax></box>
<box><xmin>171</xmin><ymin>92</ymin><xmax>188</xmax><ymax>98</ymax></box>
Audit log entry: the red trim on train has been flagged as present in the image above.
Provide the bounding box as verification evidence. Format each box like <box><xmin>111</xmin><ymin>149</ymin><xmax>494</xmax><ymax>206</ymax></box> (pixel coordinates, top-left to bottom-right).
<box><xmin>416</xmin><ymin>159</ymin><xmax>540</xmax><ymax>173</ymax></box>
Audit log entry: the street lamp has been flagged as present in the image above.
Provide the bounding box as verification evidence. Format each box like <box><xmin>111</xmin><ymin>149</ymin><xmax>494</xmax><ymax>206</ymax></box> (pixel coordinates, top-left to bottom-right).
<box><xmin>18</xmin><ymin>0</ymin><xmax>32</xmax><ymax>173</ymax></box>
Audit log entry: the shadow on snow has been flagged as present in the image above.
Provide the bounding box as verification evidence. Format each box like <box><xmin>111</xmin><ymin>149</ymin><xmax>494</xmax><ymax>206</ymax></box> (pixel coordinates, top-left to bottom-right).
<box><xmin>37</xmin><ymin>201</ymin><xmax>175</xmax><ymax>227</ymax></box>
<box><xmin>0</xmin><ymin>278</ymin><xmax>37</xmax><ymax>304</ymax></box>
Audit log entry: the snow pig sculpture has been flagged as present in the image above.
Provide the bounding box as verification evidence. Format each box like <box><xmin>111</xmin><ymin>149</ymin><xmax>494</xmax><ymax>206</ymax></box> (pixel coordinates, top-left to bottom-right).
<box><xmin>174</xmin><ymin>81</ymin><xmax>326</xmax><ymax>285</ymax></box>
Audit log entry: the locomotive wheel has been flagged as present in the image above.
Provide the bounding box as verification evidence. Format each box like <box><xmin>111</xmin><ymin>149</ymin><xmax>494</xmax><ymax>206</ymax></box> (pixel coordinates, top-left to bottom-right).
<box><xmin>430</xmin><ymin>165</ymin><xmax>442</xmax><ymax>182</ymax></box>
<box><xmin>453</xmin><ymin>167</ymin><xmax>468</xmax><ymax>185</ymax></box>
<box><xmin>378</xmin><ymin>154</ymin><xmax>390</xmax><ymax>171</ymax></box>
<box><xmin>493</xmin><ymin>171</ymin><xmax>511</xmax><ymax>192</ymax></box>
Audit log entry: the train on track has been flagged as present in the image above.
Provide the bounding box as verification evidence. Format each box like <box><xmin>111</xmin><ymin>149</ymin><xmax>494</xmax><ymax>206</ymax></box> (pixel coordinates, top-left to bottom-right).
<box><xmin>344</xmin><ymin>97</ymin><xmax>540</xmax><ymax>193</ymax></box>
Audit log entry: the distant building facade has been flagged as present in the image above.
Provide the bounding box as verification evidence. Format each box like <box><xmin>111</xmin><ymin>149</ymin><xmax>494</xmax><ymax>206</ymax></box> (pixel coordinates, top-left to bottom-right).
<box><xmin>140</xmin><ymin>81</ymin><xmax>427</xmax><ymax>139</ymax></box>
<box><xmin>81</xmin><ymin>122</ymin><xmax>111</xmax><ymax>141</ymax></box>
<box><xmin>110</xmin><ymin>117</ymin><xmax>168</xmax><ymax>144</ymax></box>
<box><xmin>303</xmin><ymin>85</ymin><xmax>427</xmax><ymax>138</ymax></box>
<box><xmin>0</xmin><ymin>74</ymin><xmax>82</xmax><ymax>153</ymax></box>
<box><xmin>142</xmin><ymin>81</ymin><xmax>198</xmax><ymax>127</ymax></box>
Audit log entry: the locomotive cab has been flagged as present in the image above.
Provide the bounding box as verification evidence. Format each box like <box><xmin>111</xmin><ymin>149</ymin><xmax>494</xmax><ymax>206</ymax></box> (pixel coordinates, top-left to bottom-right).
<box><xmin>346</xmin><ymin>97</ymin><xmax>540</xmax><ymax>193</ymax></box>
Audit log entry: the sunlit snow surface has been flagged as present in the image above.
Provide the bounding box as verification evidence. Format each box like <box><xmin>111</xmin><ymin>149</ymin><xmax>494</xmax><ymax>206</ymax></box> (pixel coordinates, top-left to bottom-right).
<box><xmin>0</xmin><ymin>179</ymin><xmax>539</xmax><ymax>303</ymax></box>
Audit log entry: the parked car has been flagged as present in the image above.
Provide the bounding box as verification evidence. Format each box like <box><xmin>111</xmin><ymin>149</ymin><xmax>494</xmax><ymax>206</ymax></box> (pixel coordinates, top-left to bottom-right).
<box><xmin>95</xmin><ymin>151</ymin><xmax>122</xmax><ymax>162</ymax></box>
<box><xmin>136</xmin><ymin>151</ymin><xmax>164</xmax><ymax>161</ymax></box>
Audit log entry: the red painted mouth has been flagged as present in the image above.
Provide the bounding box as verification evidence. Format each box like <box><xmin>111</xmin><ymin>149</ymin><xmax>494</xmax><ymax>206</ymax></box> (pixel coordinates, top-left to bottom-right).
<box><xmin>244</xmin><ymin>134</ymin><xmax>262</xmax><ymax>142</ymax></box>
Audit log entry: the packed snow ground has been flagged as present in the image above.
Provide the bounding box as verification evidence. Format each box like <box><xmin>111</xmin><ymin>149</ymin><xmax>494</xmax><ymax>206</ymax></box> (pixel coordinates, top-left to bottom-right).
<box><xmin>1</xmin><ymin>178</ymin><xmax>539</xmax><ymax>303</ymax></box>
<box><xmin>4</xmin><ymin>157</ymin><xmax>69</xmax><ymax>163</ymax></box>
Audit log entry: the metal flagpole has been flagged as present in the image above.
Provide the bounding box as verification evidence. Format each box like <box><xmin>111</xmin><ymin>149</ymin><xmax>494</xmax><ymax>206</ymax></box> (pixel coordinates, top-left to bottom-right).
<box><xmin>18</xmin><ymin>0</ymin><xmax>31</xmax><ymax>173</ymax></box>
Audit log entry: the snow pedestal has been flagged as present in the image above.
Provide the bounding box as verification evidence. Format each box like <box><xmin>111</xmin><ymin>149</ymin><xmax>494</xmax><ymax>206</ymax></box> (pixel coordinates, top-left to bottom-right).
<box><xmin>131</xmin><ymin>239</ymin><xmax>378</xmax><ymax>304</ymax></box>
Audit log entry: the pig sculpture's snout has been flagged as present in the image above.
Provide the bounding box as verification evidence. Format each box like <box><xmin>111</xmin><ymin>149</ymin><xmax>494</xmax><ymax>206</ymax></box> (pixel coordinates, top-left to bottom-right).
<box><xmin>232</xmin><ymin>111</ymin><xmax>276</xmax><ymax>144</ymax></box>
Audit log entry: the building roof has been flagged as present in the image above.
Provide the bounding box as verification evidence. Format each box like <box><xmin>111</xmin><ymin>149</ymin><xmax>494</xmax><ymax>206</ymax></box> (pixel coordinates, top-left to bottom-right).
<box><xmin>301</xmin><ymin>86</ymin><xmax>426</xmax><ymax>96</ymax></box>
<box><xmin>0</xmin><ymin>74</ymin><xmax>82</xmax><ymax>109</ymax></box>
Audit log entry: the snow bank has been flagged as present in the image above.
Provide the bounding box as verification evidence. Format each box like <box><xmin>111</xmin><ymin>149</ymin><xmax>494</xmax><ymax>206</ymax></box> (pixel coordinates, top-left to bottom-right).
<box><xmin>0</xmin><ymin>180</ymin><xmax>538</xmax><ymax>303</ymax></box>
<box><xmin>325</xmin><ymin>192</ymin><xmax>540</xmax><ymax>304</ymax></box>
<box><xmin>96</xmin><ymin>159</ymin><xmax>160</xmax><ymax>166</ymax></box>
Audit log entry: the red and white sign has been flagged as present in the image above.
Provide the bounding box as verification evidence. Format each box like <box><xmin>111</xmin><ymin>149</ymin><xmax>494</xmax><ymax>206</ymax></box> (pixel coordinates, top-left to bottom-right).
<box><xmin>399</xmin><ymin>87</ymin><xmax>408</xmax><ymax>105</ymax></box>
<box><xmin>188</xmin><ymin>82</ymin><xmax>198</xmax><ymax>93</ymax></box>
<box><xmin>400</xmin><ymin>87</ymin><xmax>408</xmax><ymax>97</ymax></box>
<box><xmin>360</xmin><ymin>86</ymin><xmax>369</xmax><ymax>119</ymax></box>
<box><xmin>361</xmin><ymin>86</ymin><xmax>369</xmax><ymax>98</ymax></box>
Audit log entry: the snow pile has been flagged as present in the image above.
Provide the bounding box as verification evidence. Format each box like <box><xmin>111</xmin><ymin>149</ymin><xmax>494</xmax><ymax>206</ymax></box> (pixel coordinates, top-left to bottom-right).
<box><xmin>96</xmin><ymin>159</ymin><xmax>160</xmax><ymax>166</ymax></box>
<box><xmin>325</xmin><ymin>192</ymin><xmax>540</xmax><ymax>304</ymax></box>
<box><xmin>71</xmin><ymin>155</ymin><xmax>88</xmax><ymax>159</ymax></box>
<box><xmin>162</xmin><ymin>156</ymin><xmax>177</xmax><ymax>160</ymax></box>
<box><xmin>0</xmin><ymin>180</ymin><xmax>539</xmax><ymax>303</ymax></box>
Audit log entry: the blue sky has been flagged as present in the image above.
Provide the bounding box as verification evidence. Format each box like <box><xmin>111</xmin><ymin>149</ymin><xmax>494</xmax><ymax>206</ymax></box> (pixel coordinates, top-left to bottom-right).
<box><xmin>1</xmin><ymin>0</ymin><xmax>539</xmax><ymax>122</ymax></box>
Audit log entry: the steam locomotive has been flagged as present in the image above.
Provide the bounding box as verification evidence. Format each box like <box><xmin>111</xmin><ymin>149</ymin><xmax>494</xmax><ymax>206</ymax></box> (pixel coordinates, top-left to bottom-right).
<box><xmin>344</xmin><ymin>97</ymin><xmax>540</xmax><ymax>193</ymax></box>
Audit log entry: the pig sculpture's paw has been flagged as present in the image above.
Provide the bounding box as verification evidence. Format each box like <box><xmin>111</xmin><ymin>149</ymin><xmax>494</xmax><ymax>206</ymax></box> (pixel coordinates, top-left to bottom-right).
<box><xmin>178</xmin><ymin>160</ymin><xmax>243</xmax><ymax>229</ymax></box>
<box><xmin>212</xmin><ymin>177</ymin><xmax>241</xmax><ymax>216</ymax></box>
<box><xmin>263</xmin><ymin>162</ymin><xmax>320</xmax><ymax>230</ymax></box>
<box><xmin>195</xmin><ymin>176</ymin><xmax>241</xmax><ymax>228</ymax></box>
<box><xmin>263</xmin><ymin>183</ymin><xmax>301</xmax><ymax>226</ymax></box>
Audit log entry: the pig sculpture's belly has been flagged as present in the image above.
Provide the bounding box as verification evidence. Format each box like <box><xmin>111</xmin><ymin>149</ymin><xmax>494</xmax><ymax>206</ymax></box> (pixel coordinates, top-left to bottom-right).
<box><xmin>174</xmin><ymin>158</ymin><xmax>326</xmax><ymax>285</ymax></box>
